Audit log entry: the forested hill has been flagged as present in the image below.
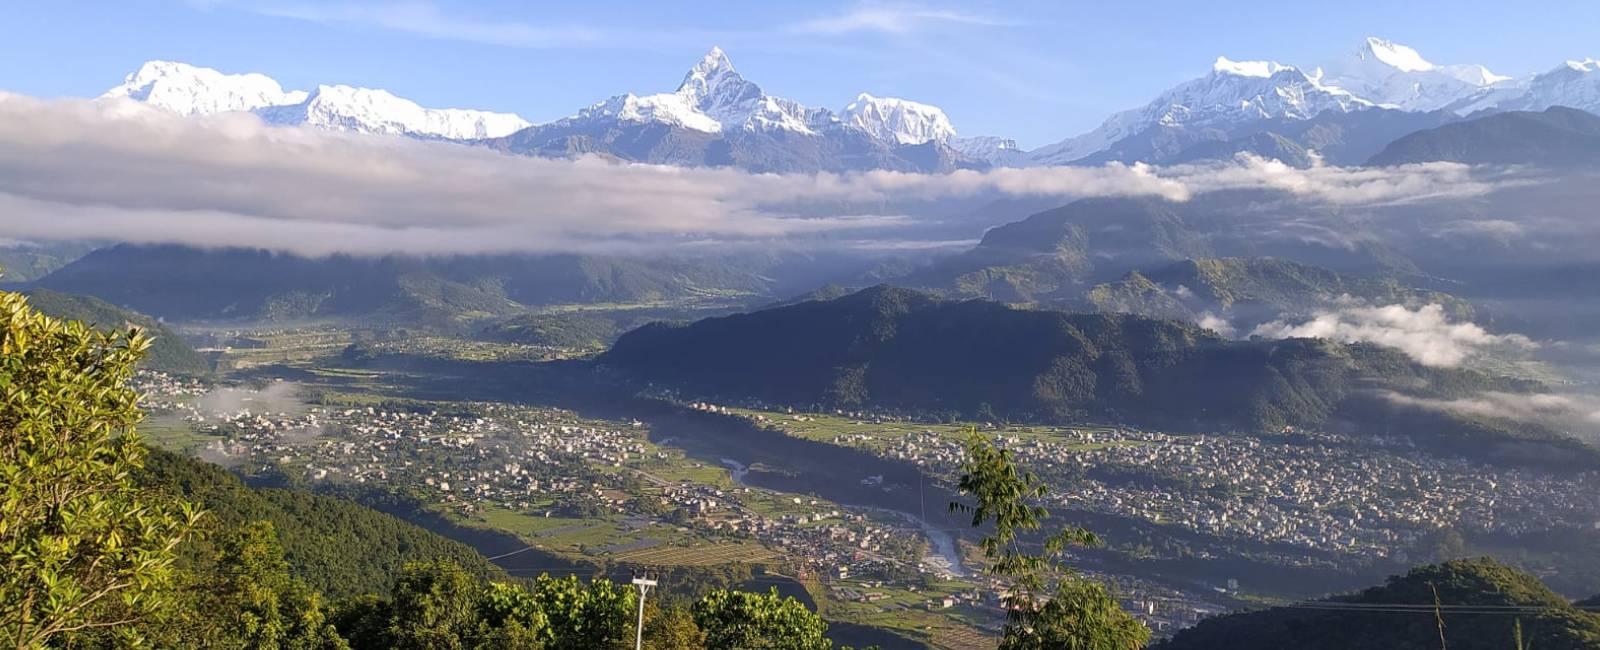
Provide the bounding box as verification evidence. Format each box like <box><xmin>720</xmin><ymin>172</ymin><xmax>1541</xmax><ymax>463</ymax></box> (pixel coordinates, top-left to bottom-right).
<box><xmin>34</xmin><ymin>244</ymin><xmax>769</xmax><ymax>326</ymax></box>
<box><xmin>23</xmin><ymin>288</ymin><xmax>210</xmax><ymax>375</ymax></box>
<box><xmin>1155</xmin><ymin>558</ymin><xmax>1600</xmax><ymax>650</ymax></box>
<box><xmin>602</xmin><ymin>286</ymin><xmax>1594</xmax><ymax>466</ymax></box>
<box><xmin>136</xmin><ymin>448</ymin><xmax>501</xmax><ymax>599</ymax></box>
<box><xmin>1367</xmin><ymin>106</ymin><xmax>1600</xmax><ymax>167</ymax></box>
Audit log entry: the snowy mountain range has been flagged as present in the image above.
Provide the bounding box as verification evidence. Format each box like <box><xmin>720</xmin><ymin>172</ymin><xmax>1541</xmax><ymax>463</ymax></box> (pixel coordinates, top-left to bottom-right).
<box><xmin>101</xmin><ymin>38</ymin><xmax>1600</xmax><ymax>170</ymax></box>
<box><xmin>1031</xmin><ymin>37</ymin><xmax>1600</xmax><ymax>167</ymax></box>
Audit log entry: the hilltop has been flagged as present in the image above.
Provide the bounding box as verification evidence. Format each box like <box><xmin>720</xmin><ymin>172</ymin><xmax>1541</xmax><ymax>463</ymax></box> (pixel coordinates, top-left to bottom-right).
<box><xmin>1157</xmin><ymin>558</ymin><xmax>1600</xmax><ymax>650</ymax></box>
<box><xmin>22</xmin><ymin>288</ymin><xmax>209</xmax><ymax>375</ymax></box>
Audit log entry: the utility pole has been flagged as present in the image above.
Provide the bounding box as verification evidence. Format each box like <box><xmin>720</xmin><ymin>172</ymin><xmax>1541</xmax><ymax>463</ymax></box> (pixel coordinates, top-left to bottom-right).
<box><xmin>632</xmin><ymin>575</ymin><xmax>658</xmax><ymax>650</ymax></box>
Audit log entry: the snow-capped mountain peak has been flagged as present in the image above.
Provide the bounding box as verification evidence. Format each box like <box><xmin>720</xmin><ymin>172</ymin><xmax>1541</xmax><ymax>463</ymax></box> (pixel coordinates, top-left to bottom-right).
<box><xmin>676</xmin><ymin>46</ymin><xmax>747</xmax><ymax>104</ymax></box>
<box><xmin>841</xmin><ymin>93</ymin><xmax>956</xmax><ymax>145</ymax></box>
<box><xmin>102</xmin><ymin>60</ymin><xmax>307</xmax><ymax>116</ymax></box>
<box><xmin>1359</xmin><ymin>37</ymin><xmax>1434</xmax><ymax>73</ymax></box>
<box><xmin>672</xmin><ymin>45</ymin><xmax>776</xmax><ymax>130</ymax></box>
<box><xmin>1212</xmin><ymin>56</ymin><xmax>1293</xmax><ymax>78</ymax></box>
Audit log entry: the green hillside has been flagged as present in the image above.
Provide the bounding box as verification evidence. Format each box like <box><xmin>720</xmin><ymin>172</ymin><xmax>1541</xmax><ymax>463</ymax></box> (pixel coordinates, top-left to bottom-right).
<box><xmin>602</xmin><ymin>286</ymin><xmax>1592</xmax><ymax>467</ymax></box>
<box><xmin>23</xmin><ymin>288</ymin><xmax>210</xmax><ymax>375</ymax></box>
<box><xmin>1157</xmin><ymin>558</ymin><xmax>1600</xmax><ymax>650</ymax></box>
<box><xmin>1368</xmin><ymin>106</ymin><xmax>1600</xmax><ymax>167</ymax></box>
<box><xmin>136</xmin><ymin>448</ymin><xmax>502</xmax><ymax>599</ymax></box>
<box><xmin>36</xmin><ymin>244</ymin><xmax>768</xmax><ymax>326</ymax></box>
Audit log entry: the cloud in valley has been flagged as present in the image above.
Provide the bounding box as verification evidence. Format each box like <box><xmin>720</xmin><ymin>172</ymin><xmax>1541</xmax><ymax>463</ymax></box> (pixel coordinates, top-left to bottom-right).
<box><xmin>0</xmin><ymin>93</ymin><xmax>1523</xmax><ymax>257</ymax></box>
<box><xmin>1250</xmin><ymin>303</ymin><xmax>1536</xmax><ymax>367</ymax></box>
<box><xmin>1381</xmin><ymin>391</ymin><xmax>1600</xmax><ymax>438</ymax></box>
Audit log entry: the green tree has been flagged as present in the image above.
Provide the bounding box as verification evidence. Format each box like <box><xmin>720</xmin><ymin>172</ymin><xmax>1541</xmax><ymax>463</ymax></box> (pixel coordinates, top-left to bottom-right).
<box><xmin>182</xmin><ymin>520</ymin><xmax>348</xmax><ymax>649</ymax></box>
<box><xmin>528</xmin><ymin>574</ymin><xmax>635</xmax><ymax>650</ymax></box>
<box><xmin>386</xmin><ymin>561</ymin><xmax>482</xmax><ymax>650</ymax></box>
<box><xmin>0</xmin><ymin>289</ymin><xmax>202</xmax><ymax>647</ymax></box>
<box><xmin>692</xmin><ymin>587</ymin><xmax>831</xmax><ymax>650</ymax></box>
<box><xmin>474</xmin><ymin>582</ymin><xmax>547</xmax><ymax>650</ymax></box>
<box><xmin>949</xmin><ymin>429</ymin><xmax>1149</xmax><ymax>650</ymax></box>
<box><xmin>643</xmin><ymin>602</ymin><xmax>705</xmax><ymax>650</ymax></box>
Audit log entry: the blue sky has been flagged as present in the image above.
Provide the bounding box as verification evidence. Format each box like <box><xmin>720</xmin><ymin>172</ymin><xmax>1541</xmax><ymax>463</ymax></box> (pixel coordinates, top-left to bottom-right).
<box><xmin>2</xmin><ymin>0</ymin><xmax>1597</xmax><ymax>148</ymax></box>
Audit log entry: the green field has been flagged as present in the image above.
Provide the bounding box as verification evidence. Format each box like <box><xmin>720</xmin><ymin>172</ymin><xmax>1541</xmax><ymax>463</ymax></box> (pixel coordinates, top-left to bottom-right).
<box><xmin>728</xmin><ymin>407</ymin><xmax>1140</xmax><ymax>452</ymax></box>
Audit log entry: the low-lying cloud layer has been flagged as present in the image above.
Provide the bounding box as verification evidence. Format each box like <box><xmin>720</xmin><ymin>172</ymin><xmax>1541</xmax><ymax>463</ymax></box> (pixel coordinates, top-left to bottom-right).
<box><xmin>0</xmin><ymin>93</ymin><xmax>1517</xmax><ymax>257</ymax></box>
<box><xmin>1250</xmin><ymin>303</ymin><xmax>1536</xmax><ymax>367</ymax></box>
<box><xmin>1381</xmin><ymin>391</ymin><xmax>1600</xmax><ymax>439</ymax></box>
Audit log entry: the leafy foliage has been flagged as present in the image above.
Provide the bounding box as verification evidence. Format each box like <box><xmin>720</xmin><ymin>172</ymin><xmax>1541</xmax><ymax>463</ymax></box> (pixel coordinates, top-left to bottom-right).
<box><xmin>1156</xmin><ymin>558</ymin><xmax>1600</xmax><ymax>650</ymax></box>
<box><xmin>949</xmin><ymin>430</ymin><xmax>1150</xmax><ymax>650</ymax></box>
<box><xmin>0</xmin><ymin>289</ymin><xmax>202</xmax><ymax>647</ymax></box>
<box><xmin>691</xmin><ymin>587</ymin><xmax>832</xmax><ymax>650</ymax></box>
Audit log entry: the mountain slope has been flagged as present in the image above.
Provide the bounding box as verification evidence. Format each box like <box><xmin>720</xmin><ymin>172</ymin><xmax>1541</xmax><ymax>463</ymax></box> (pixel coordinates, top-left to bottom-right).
<box><xmin>1077</xmin><ymin>258</ymin><xmax>1470</xmax><ymax>330</ymax></box>
<box><xmin>0</xmin><ymin>241</ymin><xmax>97</xmax><ymax>283</ymax></box>
<box><xmin>1318</xmin><ymin>37</ymin><xmax>1510</xmax><ymax>112</ymax></box>
<box><xmin>902</xmin><ymin>194</ymin><xmax>1418</xmax><ymax>303</ymax></box>
<box><xmin>1368</xmin><ymin>106</ymin><xmax>1600</xmax><ymax>166</ymax></box>
<box><xmin>1156</xmin><ymin>558</ymin><xmax>1600</xmax><ymax>650</ymax></box>
<box><xmin>137</xmin><ymin>448</ymin><xmax>502</xmax><ymax>599</ymax></box>
<box><xmin>21</xmin><ymin>288</ymin><xmax>209</xmax><ymax>375</ymax></box>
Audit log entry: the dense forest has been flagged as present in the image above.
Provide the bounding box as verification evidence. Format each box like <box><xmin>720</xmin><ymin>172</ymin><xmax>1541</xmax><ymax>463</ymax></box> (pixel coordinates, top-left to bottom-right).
<box><xmin>136</xmin><ymin>448</ymin><xmax>502</xmax><ymax>599</ymax></box>
<box><xmin>603</xmin><ymin>286</ymin><xmax>1591</xmax><ymax>467</ymax></box>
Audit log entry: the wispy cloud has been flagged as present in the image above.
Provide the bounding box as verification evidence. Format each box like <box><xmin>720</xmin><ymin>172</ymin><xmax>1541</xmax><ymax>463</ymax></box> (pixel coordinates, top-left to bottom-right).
<box><xmin>790</xmin><ymin>3</ymin><xmax>1009</xmax><ymax>35</ymax></box>
<box><xmin>207</xmin><ymin>0</ymin><xmax>602</xmax><ymax>48</ymax></box>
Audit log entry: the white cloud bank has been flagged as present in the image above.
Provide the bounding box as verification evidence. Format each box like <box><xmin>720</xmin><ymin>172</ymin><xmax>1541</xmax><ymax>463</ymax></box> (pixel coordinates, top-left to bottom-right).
<box><xmin>1250</xmin><ymin>303</ymin><xmax>1536</xmax><ymax>367</ymax></box>
<box><xmin>0</xmin><ymin>93</ymin><xmax>1513</xmax><ymax>257</ymax></box>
